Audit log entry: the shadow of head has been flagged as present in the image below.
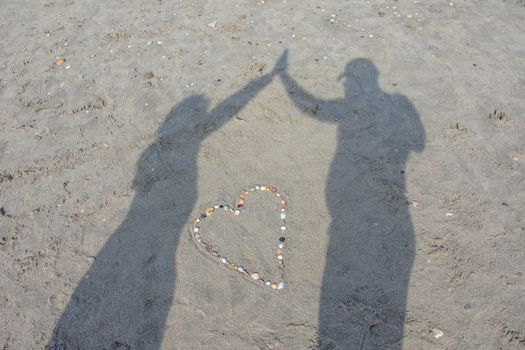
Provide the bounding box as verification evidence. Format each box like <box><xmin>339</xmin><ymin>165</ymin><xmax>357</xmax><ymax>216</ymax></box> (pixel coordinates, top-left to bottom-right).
<box><xmin>156</xmin><ymin>94</ymin><xmax>211</xmax><ymax>140</ymax></box>
<box><xmin>338</xmin><ymin>58</ymin><xmax>379</xmax><ymax>95</ymax></box>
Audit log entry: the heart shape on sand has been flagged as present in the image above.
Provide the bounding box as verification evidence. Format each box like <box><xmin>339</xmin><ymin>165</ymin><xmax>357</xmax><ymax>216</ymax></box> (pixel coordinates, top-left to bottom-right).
<box><xmin>190</xmin><ymin>185</ymin><xmax>287</xmax><ymax>290</ymax></box>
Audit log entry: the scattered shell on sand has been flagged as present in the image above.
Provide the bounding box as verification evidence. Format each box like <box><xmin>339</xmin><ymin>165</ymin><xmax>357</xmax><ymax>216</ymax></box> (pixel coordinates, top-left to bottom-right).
<box><xmin>55</xmin><ymin>58</ymin><xmax>65</xmax><ymax>65</ymax></box>
<box><xmin>432</xmin><ymin>328</ymin><xmax>444</xmax><ymax>339</ymax></box>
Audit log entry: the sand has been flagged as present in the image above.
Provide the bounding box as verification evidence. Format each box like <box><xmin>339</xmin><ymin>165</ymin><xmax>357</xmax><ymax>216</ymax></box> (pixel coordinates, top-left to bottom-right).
<box><xmin>0</xmin><ymin>0</ymin><xmax>524</xmax><ymax>349</ymax></box>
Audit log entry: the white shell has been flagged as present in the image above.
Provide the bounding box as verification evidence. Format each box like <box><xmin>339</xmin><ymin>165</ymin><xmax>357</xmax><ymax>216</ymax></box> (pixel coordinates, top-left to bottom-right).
<box><xmin>251</xmin><ymin>272</ymin><xmax>259</xmax><ymax>280</ymax></box>
<box><xmin>280</xmin><ymin>213</ymin><xmax>286</xmax><ymax>219</ymax></box>
<box><xmin>277</xmin><ymin>282</ymin><xmax>284</xmax><ymax>290</ymax></box>
<box><xmin>237</xmin><ymin>266</ymin><xmax>244</xmax><ymax>273</ymax></box>
<box><xmin>220</xmin><ymin>257</ymin><xmax>228</xmax><ymax>264</ymax></box>
<box><xmin>278</xmin><ymin>243</ymin><xmax>284</xmax><ymax>249</ymax></box>
<box><xmin>281</xmin><ymin>225</ymin><xmax>286</xmax><ymax>231</ymax></box>
<box><xmin>265</xmin><ymin>281</ymin><xmax>271</xmax><ymax>286</ymax></box>
<box><xmin>277</xmin><ymin>255</ymin><xmax>283</xmax><ymax>260</ymax></box>
<box><xmin>193</xmin><ymin>227</ymin><xmax>200</xmax><ymax>232</ymax></box>
<box><xmin>260</xmin><ymin>186</ymin><xmax>266</xmax><ymax>191</ymax></box>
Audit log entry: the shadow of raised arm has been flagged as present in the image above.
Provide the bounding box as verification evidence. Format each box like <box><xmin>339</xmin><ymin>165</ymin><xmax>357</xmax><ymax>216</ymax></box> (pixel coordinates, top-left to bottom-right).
<box><xmin>279</xmin><ymin>71</ymin><xmax>325</xmax><ymax>118</ymax></box>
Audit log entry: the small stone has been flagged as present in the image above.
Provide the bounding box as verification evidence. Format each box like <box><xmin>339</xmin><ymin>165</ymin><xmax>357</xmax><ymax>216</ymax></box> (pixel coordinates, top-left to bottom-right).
<box><xmin>234</xmin><ymin>210</ymin><xmax>240</xmax><ymax>215</ymax></box>
<box><xmin>260</xmin><ymin>186</ymin><xmax>266</xmax><ymax>191</ymax></box>
<box><xmin>143</xmin><ymin>71</ymin><xmax>154</xmax><ymax>79</ymax></box>
<box><xmin>279</xmin><ymin>237</ymin><xmax>286</xmax><ymax>242</ymax></box>
<box><xmin>512</xmin><ymin>155</ymin><xmax>520</xmax><ymax>161</ymax></box>
<box><xmin>223</xmin><ymin>205</ymin><xmax>230</xmax><ymax>210</ymax></box>
<box><xmin>237</xmin><ymin>266</ymin><xmax>244</xmax><ymax>273</ymax></box>
<box><xmin>251</xmin><ymin>272</ymin><xmax>260</xmax><ymax>280</ymax></box>
<box><xmin>277</xmin><ymin>282</ymin><xmax>284</xmax><ymax>289</ymax></box>
<box><xmin>277</xmin><ymin>255</ymin><xmax>283</xmax><ymax>260</ymax></box>
<box><xmin>193</xmin><ymin>227</ymin><xmax>200</xmax><ymax>232</ymax></box>
<box><xmin>205</xmin><ymin>207</ymin><xmax>214</xmax><ymax>215</ymax></box>
<box><xmin>265</xmin><ymin>281</ymin><xmax>271</xmax><ymax>286</ymax></box>
<box><xmin>271</xmin><ymin>187</ymin><xmax>278</xmax><ymax>193</ymax></box>
<box><xmin>194</xmin><ymin>218</ymin><xmax>201</xmax><ymax>224</ymax></box>
<box><xmin>238</xmin><ymin>198</ymin><xmax>245</xmax><ymax>205</ymax></box>
<box><xmin>278</xmin><ymin>243</ymin><xmax>284</xmax><ymax>249</ymax></box>
<box><xmin>205</xmin><ymin>244</ymin><xmax>212</xmax><ymax>252</ymax></box>
<box><xmin>277</xmin><ymin>248</ymin><xmax>284</xmax><ymax>254</ymax></box>
<box><xmin>280</xmin><ymin>213</ymin><xmax>286</xmax><ymax>219</ymax></box>
<box><xmin>220</xmin><ymin>257</ymin><xmax>228</xmax><ymax>264</ymax></box>
<box><xmin>55</xmin><ymin>58</ymin><xmax>65</xmax><ymax>65</ymax></box>
<box><xmin>255</xmin><ymin>185</ymin><xmax>260</xmax><ymax>190</ymax></box>
<box><xmin>271</xmin><ymin>283</ymin><xmax>278</xmax><ymax>289</ymax></box>
<box><xmin>281</xmin><ymin>225</ymin><xmax>286</xmax><ymax>231</ymax></box>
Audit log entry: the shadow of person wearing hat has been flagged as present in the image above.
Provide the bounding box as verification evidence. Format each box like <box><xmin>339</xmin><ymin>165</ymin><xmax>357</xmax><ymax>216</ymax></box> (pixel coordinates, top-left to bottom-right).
<box><xmin>46</xmin><ymin>54</ymin><xmax>287</xmax><ymax>350</ymax></box>
<box><xmin>279</xmin><ymin>52</ymin><xmax>425</xmax><ymax>349</ymax></box>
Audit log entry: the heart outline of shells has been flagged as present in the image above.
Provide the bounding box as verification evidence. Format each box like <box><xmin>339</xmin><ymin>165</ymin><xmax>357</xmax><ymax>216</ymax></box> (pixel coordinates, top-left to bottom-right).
<box><xmin>190</xmin><ymin>185</ymin><xmax>287</xmax><ymax>291</ymax></box>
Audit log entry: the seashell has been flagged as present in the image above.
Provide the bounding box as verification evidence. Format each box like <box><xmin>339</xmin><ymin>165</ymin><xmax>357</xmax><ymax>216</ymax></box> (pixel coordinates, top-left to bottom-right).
<box><xmin>194</xmin><ymin>218</ymin><xmax>201</xmax><ymax>224</ymax></box>
<box><xmin>197</xmin><ymin>238</ymin><xmax>202</xmax><ymax>243</ymax></box>
<box><xmin>432</xmin><ymin>329</ymin><xmax>444</xmax><ymax>339</ymax></box>
<box><xmin>237</xmin><ymin>266</ymin><xmax>244</xmax><ymax>273</ymax></box>
<box><xmin>278</xmin><ymin>243</ymin><xmax>284</xmax><ymax>249</ymax></box>
<box><xmin>238</xmin><ymin>198</ymin><xmax>245</xmax><ymax>205</ymax></box>
<box><xmin>265</xmin><ymin>281</ymin><xmax>271</xmax><ymax>286</ymax></box>
<box><xmin>255</xmin><ymin>185</ymin><xmax>260</xmax><ymax>190</ymax></box>
<box><xmin>251</xmin><ymin>272</ymin><xmax>260</xmax><ymax>280</ymax></box>
<box><xmin>260</xmin><ymin>186</ymin><xmax>266</xmax><ymax>191</ymax></box>
<box><xmin>277</xmin><ymin>249</ymin><xmax>284</xmax><ymax>255</ymax></box>
<box><xmin>220</xmin><ymin>257</ymin><xmax>228</xmax><ymax>264</ymax></box>
<box><xmin>280</xmin><ymin>213</ymin><xmax>286</xmax><ymax>219</ymax></box>
<box><xmin>205</xmin><ymin>207</ymin><xmax>214</xmax><ymax>215</ymax></box>
<box><xmin>234</xmin><ymin>210</ymin><xmax>240</xmax><ymax>215</ymax></box>
<box><xmin>55</xmin><ymin>58</ymin><xmax>65</xmax><ymax>65</ymax></box>
<box><xmin>277</xmin><ymin>282</ymin><xmax>284</xmax><ymax>289</ymax></box>
<box><xmin>281</xmin><ymin>225</ymin><xmax>286</xmax><ymax>231</ymax></box>
<box><xmin>277</xmin><ymin>255</ymin><xmax>283</xmax><ymax>260</ymax></box>
<box><xmin>214</xmin><ymin>205</ymin><xmax>220</xmax><ymax>209</ymax></box>
<box><xmin>271</xmin><ymin>187</ymin><xmax>278</xmax><ymax>193</ymax></box>
<box><xmin>223</xmin><ymin>205</ymin><xmax>230</xmax><ymax>210</ymax></box>
<box><xmin>271</xmin><ymin>283</ymin><xmax>278</xmax><ymax>289</ymax></box>
<box><xmin>193</xmin><ymin>227</ymin><xmax>200</xmax><ymax>232</ymax></box>
<box><xmin>210</xmin><ymin>251</ymin><xmax>220</xmax><ymax>257</ymax></box>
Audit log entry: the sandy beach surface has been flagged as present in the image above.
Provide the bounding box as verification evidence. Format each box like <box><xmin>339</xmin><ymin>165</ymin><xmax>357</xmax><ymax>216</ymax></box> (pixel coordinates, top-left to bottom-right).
<box><xmin>1</xmin><ymin>0</ymin><xmax>524</xmax><ymax>349</ymax></box>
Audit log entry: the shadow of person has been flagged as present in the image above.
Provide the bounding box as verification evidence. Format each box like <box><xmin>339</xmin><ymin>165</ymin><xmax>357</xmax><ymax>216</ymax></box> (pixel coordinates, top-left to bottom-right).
<box><xmin>46</xmin><ymin>56</ymin><xmax>286</xmax><ymax>349</ymax></box>
<box><xmin>280</xmin><ymin>57</ymin><xmax>425</xmax><ymax>349</ymax></box>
